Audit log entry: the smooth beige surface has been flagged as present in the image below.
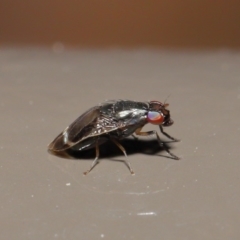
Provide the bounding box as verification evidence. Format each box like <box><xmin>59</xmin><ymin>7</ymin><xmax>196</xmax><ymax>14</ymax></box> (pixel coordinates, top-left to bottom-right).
<box><xmin>1</xmin><ymin>48</ymin><xmax>240</xmax><ymax>239</ymax></box>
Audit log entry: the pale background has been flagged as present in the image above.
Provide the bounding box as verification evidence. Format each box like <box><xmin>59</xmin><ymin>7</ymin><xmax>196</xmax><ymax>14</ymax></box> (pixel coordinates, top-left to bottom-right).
<box><xmin>1</xmin><ymin>1</ymin><xmax>240</xmax><ymax>240</ymax></box>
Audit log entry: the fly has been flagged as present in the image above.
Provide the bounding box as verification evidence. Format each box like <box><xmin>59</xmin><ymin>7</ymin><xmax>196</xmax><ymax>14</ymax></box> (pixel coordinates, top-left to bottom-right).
<box><xmin>48</xmin><ymin>100</ymin><xmax>179</xmax><ymax>175</ymax></box>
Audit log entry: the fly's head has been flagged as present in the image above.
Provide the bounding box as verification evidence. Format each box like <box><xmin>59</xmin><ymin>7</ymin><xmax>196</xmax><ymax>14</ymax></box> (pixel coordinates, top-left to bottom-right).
<box><xmin>147</xmin><ymin>100</ymin><xmax>174</xmax><ymax>127</ymax></box>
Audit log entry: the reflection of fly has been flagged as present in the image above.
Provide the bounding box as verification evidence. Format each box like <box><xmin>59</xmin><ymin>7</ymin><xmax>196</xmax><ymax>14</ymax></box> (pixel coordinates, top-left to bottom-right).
<box><xmin>48</xmin><ymin>100</ymin><xmax>179</xmax><ymax>175</ymax></box>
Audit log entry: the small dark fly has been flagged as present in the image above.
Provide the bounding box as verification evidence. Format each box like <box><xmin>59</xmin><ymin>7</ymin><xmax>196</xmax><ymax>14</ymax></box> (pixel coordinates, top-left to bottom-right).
<box><xmin>48</xmin><ymin>100</ymin><xmax>179</xmax><ymax>175</ymax></box>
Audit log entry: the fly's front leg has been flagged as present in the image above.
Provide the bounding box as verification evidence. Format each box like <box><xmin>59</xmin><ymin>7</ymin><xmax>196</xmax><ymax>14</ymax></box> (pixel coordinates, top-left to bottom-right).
<box><xmin>83</xmin><ymin>138</ymin><xmax>100</xmax><ymax>175</ymax></box>
<box><xmin>159</xmin><ymin>125</ymin><xmax>180</xmax><ymax>142</ymax></box>
<box><xmin>135</xmin><ymin>127</ymin><xmax>179</xmax><ymax>160</ymax></box>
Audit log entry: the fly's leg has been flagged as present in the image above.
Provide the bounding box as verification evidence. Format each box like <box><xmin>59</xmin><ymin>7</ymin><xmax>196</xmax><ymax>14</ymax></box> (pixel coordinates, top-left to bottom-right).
<box><xmin>131</xmin><ymin>134</ymin><xmax>138</xmax><ymax>140</ymax></box>
<box><xmin>110</xmin><ymin>137</ymin><xmax>134</xmax><ymax>175</ymax></box>
<box><xmin>159</xmin><ymin>126</ymin><xmax>180</xmax><ymax>142</ymax></box>
<box><xmin>135</xmin><ymin>127</ymin><xmax>179</xmax><ymax>160</ymax></box>
<box><xmin>83</xmin><ymin>139</ymin><xmax>100</xmax><ymax>175</ymax></box>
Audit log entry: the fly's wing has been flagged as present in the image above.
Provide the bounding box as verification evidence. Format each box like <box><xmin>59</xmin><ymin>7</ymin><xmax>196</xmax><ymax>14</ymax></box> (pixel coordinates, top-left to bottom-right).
<box><xmin>49</xmin><ymin>100</ymin><xmax>148</xmax><ymax>152</ymax></box>
<box><xmin>48</xmin><ymin>106</ymin><xmax>101</xmax><ymax>151</ymax></box>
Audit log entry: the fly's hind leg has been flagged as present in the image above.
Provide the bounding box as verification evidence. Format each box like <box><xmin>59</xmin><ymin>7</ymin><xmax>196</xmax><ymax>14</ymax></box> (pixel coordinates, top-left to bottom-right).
<box><xmin>110</xmin><ymin>137</ymin><xmax>134</xmax><ymax>175</ymax></box>
<box><xmin>135</xmin><ymin>127</ymin><xmax>179</xmax><ymax>160</ymax></box>
<box><xmin>83</xmin><ymin>139</ymin><xmax>100</xmax><ymax>175</ymax></box>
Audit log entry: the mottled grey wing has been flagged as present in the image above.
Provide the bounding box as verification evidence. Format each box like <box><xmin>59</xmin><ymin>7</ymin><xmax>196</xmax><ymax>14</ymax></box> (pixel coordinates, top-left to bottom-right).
<box><xmin>48</xmin><ymin>106</ymin><xmax>101</xmax><ymax>151</ymax></box>
<box><xmin>49</xmin><ymin>101</ymin><xmax>148</xmax><ymax>152</ymax></box>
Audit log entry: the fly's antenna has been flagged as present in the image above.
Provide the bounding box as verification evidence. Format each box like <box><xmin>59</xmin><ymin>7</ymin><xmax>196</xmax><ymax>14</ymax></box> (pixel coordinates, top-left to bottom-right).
<box><xmin>164</xmin><ymin>94</ymin><xmax>171</xmax><ymax>107</ymax></box>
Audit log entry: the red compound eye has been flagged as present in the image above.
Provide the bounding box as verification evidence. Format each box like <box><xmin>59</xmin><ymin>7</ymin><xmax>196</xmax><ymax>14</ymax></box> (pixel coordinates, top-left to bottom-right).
<box><xmin>147</xmin><ymin>111</ymin><xmax>164</xmax><ymax>125</ymax></box>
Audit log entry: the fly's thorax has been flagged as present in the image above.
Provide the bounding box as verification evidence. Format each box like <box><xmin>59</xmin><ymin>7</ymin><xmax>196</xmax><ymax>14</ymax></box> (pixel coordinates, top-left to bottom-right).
<box><xmin>113</xmin><ymin>100</ymin><xmax>148</xmax><ymax>113</ymax></box>
<box><xmin>100</xmin><ymin>100</ymin><xmax>148</xmax><ymax>114</ymax></box>
<box><xmin>100</xmin><ymin>100</ymin><xmax>149</xmax><ymax>122</ymax></box>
